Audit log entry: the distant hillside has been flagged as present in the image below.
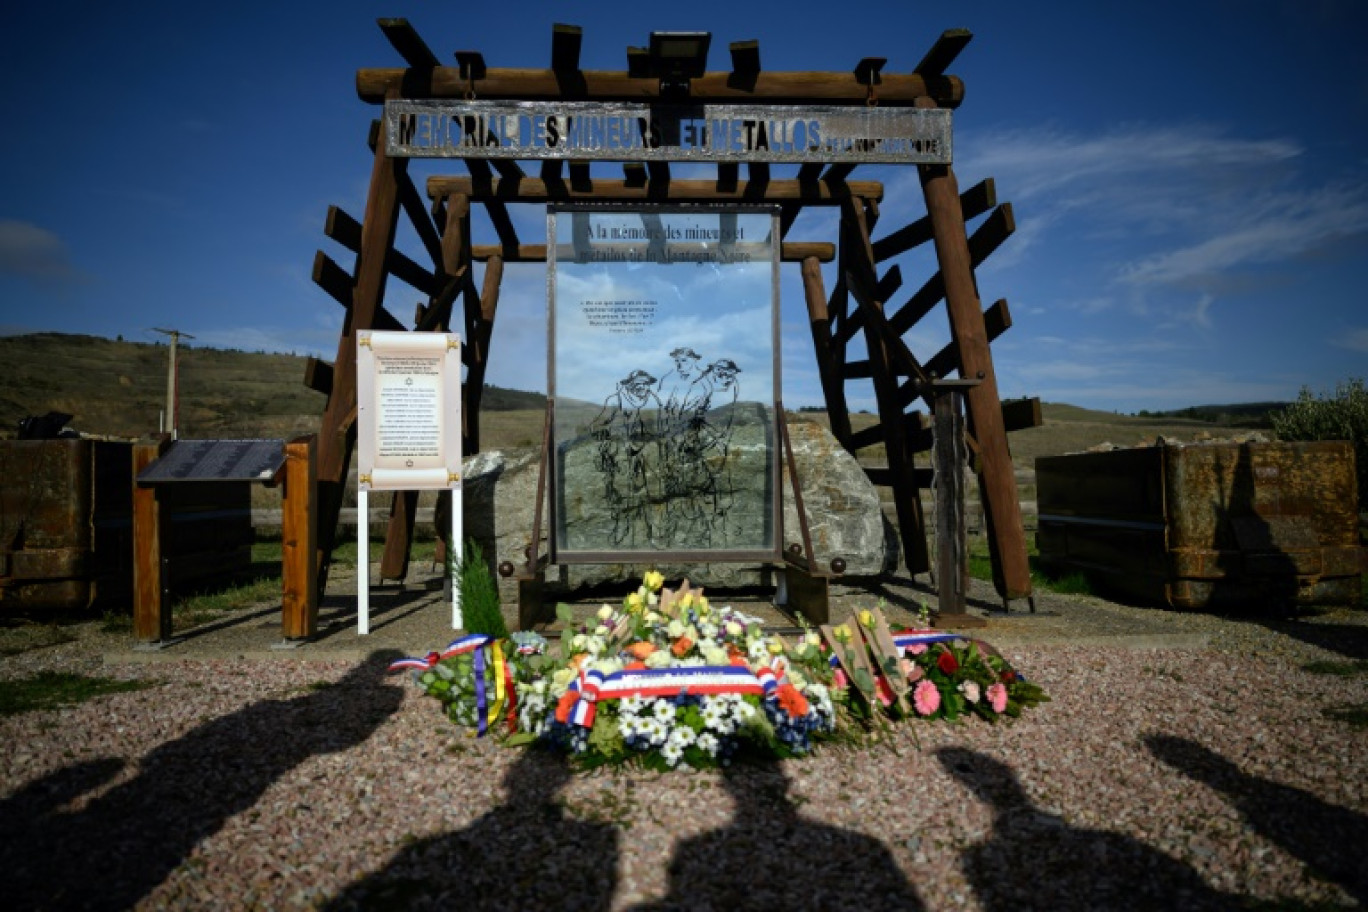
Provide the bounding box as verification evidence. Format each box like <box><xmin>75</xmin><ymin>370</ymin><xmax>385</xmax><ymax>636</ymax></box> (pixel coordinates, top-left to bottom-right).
<box><xmin>0</xmin><ymin>333</ymin><xmax>546</xmax><ymax>441</ymax></box>
<box><xmin>1134</xmin><ymin>402</ymin><xmax>1288</xmax><ymax>428</ymax></box>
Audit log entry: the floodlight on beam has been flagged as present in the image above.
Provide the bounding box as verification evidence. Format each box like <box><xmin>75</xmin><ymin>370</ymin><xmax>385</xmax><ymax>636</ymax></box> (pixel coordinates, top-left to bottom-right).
<box><xmin>649</xmin><ymin>31</ymin><xmax>711</xmax><ymax>95</ymax></box>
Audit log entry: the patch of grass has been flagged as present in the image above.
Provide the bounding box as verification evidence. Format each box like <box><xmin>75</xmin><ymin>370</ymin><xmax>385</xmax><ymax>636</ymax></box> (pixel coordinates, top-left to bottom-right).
<box><xmin>1321</xmin><ymin>702</ymin><xmax>1368</xmax><ymax>728</ymax></box>
<box><xmin>172</xmin><ymin>574</ymin><xmax>284</xmax><ymax>629</ymax></box>
<box><xmin>964</xmin><ymin>536</ymin><xmax>1097</xmax><ymax>597</ymax></box>
<box><xmin>0</xmin><ymin>670</ymin><xmax>157</xmax><ymax>716</ymax></box>
<box><xmin>1302</xmin><ymin>659</ymin><xmax>1368</xmax><ymax>676</ymax></box>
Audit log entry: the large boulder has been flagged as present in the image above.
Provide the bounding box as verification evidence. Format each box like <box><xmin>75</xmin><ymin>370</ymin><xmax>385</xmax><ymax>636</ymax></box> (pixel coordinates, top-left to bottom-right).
<box><xmin>462</xmin><ymin>417</ymin><xmax>898</xmax><ymax>595</ymax></box>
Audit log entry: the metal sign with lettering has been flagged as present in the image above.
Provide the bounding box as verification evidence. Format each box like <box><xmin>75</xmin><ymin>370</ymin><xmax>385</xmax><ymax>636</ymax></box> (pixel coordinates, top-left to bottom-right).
<box><xmin>137</xmin><ymin>439</ymin><xmax>285</xmax><ymax>485</ymax></box>
<box><xmin>385</xmin><ymin>100</ymin><xmax>952</xmax><ymax>164</ymax></box>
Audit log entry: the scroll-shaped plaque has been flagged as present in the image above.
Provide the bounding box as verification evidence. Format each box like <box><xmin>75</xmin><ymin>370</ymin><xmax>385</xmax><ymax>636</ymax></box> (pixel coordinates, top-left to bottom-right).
<box><xmin>357</xmin><ymin>331</ymin><xmax>462</xmax><ymax>491</ymax></box>
<box><xmin>549</xmin><ymin>206</ymin><xmax>780</xmax><ymax>560</ymax></box>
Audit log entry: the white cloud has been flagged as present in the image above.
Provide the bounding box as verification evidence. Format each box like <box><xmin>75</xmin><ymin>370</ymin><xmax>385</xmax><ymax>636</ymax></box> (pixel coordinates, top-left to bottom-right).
<box><xmin>0</xmin><ymin>219</ymin><xmax>82</xmax><ymax>282</ymax></box>
<box><xmin>1333</xmin><ymin>327</ymin><xmax>1368</xmax><ymax>353</ymax></box>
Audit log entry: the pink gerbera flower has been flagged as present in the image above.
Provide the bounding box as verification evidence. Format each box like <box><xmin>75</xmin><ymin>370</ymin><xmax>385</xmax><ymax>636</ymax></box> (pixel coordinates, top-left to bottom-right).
<box><xmin>987</xmin><ymin>681</ymin><xmax>1008</xmax><ymax>714</ymax></box>
<box><xmin>913</xmin><ymin>679</ymin><xmax>941</xmax><ymax>716</ymax></box>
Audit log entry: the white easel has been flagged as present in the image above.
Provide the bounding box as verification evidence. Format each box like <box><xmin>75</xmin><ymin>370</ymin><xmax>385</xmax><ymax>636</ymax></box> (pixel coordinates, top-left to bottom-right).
<box><xmin>355</xmin><ymin>330</ymin><xmax>463</xmax><ymax>635</ymax></box>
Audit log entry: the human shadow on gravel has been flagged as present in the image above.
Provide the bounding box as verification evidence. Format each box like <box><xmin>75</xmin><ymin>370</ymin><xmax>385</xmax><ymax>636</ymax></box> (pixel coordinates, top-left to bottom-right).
<box><xmin>324</xmin><ymin>748</ymin><xmax>619</xmax><ymax>912</ymax></box>
<box><xmin>1147</xmin><ymin>735</ymin><xmax>1368</xmax><ymax>906</ymax></box>
<box><xmin>632</xmin><ymin>759</ymin><xmax>925</xmax><ymax>911</ymax></box>
<box><xmin>0</xmin><ymin>649</ymin><xmax>403</xmax><ymax>912</ymax></box>
<box><xmin>937</xmin><ymin>748</ymin><xmax>1233</xmax><ymax>911</ymax></box>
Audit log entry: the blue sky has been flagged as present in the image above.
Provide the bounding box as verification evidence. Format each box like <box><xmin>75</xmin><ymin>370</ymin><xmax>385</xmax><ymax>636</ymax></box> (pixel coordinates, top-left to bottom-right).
<box><xmin>1</xmin><ymin>0</ymin><xmax>1364</xmax><ymax>413</ymax></box>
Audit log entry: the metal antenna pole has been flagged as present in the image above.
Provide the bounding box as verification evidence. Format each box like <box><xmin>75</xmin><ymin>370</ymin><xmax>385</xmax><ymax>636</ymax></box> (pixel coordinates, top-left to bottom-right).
<box><xmin>151</xmin><ymin>328</ymin><xmax>195</xmax><ymax>439</ymax></box>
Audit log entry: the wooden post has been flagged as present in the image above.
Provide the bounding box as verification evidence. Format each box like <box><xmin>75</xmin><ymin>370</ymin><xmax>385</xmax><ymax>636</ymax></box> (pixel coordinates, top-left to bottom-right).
<box><xmin>915</xmin><ymin>98</ymin><xmax>1031</xmax><ymax>601</ymax></box>
<box><xmin>465</xmin><ymin>252</ymin><xmax>504</xmax><ymax>454</ymax></box>
<box><xmin>314</xmin><ymin>104</ymin><xmax>408</xmax><ymax>594</ymax></box>
<box><xmin>802</xmin><ymin>255</ymin><xmax>852</xmax><ymax>447</ymax></box>
<box><xmin>281</xmin><ymin>435</ymin><xmax>318</xmax><ymax>639</ymax></box>
<box><xmin>132</xmin><ymin>436</ymin><xmax>171</xmax><ymax>642</ymax></box>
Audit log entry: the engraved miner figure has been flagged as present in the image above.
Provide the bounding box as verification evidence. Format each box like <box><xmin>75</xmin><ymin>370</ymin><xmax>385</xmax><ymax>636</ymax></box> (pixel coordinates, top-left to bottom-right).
<box><xmin>590</xmin><ymin>369</ymin><xmax>662</xmax><ymax>546</ymax></box>
<box><xmin>666</xmin><ymin>358</ymin><xmax>742</xmax><ymax>546</ymax></box>
<box><xmin>657</xmin><ymin>346</ymin><xmax>704</xmax><ymax>424</ymax></box>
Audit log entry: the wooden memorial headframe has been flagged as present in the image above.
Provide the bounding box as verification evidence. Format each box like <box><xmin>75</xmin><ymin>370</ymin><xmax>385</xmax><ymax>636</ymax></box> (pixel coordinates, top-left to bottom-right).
<box><xmin>306</xmin><ymin>19</ymin><xmax>1040</xmax><ymax>618</ymax></box>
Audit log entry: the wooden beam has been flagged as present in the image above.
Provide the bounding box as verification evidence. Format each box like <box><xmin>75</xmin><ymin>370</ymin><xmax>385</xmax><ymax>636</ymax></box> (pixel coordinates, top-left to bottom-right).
<box><xmin>865</xmin><ymin>466</ymin><xmax>935</xmax><ymax>488</ymax></box>
<box><xmin>647</xmin><ymin>160</ymin><xmax>671</xmax><ymax>184</ymax></box>
<box><xmin>469</xmin><ymin>241</ymin><xmax>835</xmax><ymax>262</ymax></box>
<box><xmin>623</xmin><ymin>162</ymin><xmax>647</xmax><ymax>187</ymax></box>
<box><xmin>378</xmin><ymin>18</ymin><xmax>441</xmax><ymax>69</ymax></box>
<box><xmin>845</xmin><ymin>197</ymin><xmax>929</xmax><ymax>574</ymax></box>
<box><xmin>324</xmin><ymin>207</ymin><xmax>444</xmax><ymax>298</ymax></box>
<box><xmin>464</xmin><ymin>254</ymin><xmax>504</xmax><ymax>453</ymax></box>
<box><xmin>717</xmin><ymin>162</ymin><xmax>739</xmax><ymax>192</ymax></box>
<box><xmin>729</xmin><ymin>40</ymin><xmax>761</xmax><ymax>88</ymax></box>
<box><xmin>303</xmin><ymin>356</ymin><xmax>333</xmax><ymax>396</ymax></box>
<box><xmin>550</xmin><ymin>23</ymin><xmax>583</xmax><ymax>72</ymax></box>
<box><xmin>847</xmin><ymin>422</ymin><xmax>886</xmax><ymax>451</ymax></box>
<box><xmin>315</xmin><ymin>106</ymin><xmax>408</xmax><ymax>593</ymax></box>
<box><xmin>1002</xmin><ymin>396</ymin><xmax>1043</xmax><ymax>433</ymax></box>
<box><xmin>359</xmin><ymin>67</ymin><xmax>965</xmax><ymax>107</ymax></box>
<box><xmin>797</xmin><ymin>163</ymin><xmax>823</xmax><ymax>183</ymax></box>
<box><xmin>379</xmin><ymin>491</ymin><xmax>419</xmax><ymax>581</ymax></box>
<box><xmin>823</xmin><ymin>163</ymin><xmax>857</xmax><ymax>183</ymax></box>
<box><xmin>885</xmin><ymin>201</ymin><xmax>1016</xmax><ymax>337</ymax></box>
<box><xmin>914</xmin><ymin>29</ymin><xmax>973</xmax><ymax>78</ymax></box>
<box><xmin>398</xmin><ymin>170</ymin><xmax>445</xmax><ymax>269</ymax></box>
<box><xmin>428</xmin><ymin>176</ymin><xmax>884</xmax><ymax>203</ymax></box>
<box><xmin>916</xmin><ymin>298</ymin><xmax>1013</xmax><ymax>389</ymax></box>
<box><xmin>280</xmin><ymin>434</ymin><xmax>318</xmax><ymax>638</ymax></box>
<box><xmin>916</xmin><ymin>97</ymin><xmax>1029</xmax><ymax>599</ymax></box>
<box><xmin>872</xmin><ymin>177</ymin><xmax>996</xmax><ymax>262</ymax></box>
<box><xmin>492</xmin><ymin>159</ymin><xmax>526</xmax><ymax>182</ymax></box>
<box><xmin>801</xmin><ymin>255</ymin><xmax>851</xmax><ymax>446</ymax></box>
<box><xmin>312</xmin><ymin>251</ymin><xmax>406</xmax><ymax>331</ymax></box>
<box><xmin>569</xmin><ymin>161</ymin><xmax>591</xmax><ymax>190</ymax></box>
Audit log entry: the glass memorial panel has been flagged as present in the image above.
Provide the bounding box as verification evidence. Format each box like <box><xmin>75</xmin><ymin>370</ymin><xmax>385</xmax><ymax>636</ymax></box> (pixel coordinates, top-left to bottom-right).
<box><xmin>549</xmin><ymin>206</ymin><xmax>779</xmax><ymax>559</ymax></box>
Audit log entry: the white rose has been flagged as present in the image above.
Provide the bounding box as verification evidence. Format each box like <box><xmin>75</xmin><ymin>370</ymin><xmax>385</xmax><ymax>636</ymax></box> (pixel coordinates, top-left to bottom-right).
<box><xmin>597</xmin><ymin>604</ymin><xmax>615</xmax><ymax>620</ymax></box>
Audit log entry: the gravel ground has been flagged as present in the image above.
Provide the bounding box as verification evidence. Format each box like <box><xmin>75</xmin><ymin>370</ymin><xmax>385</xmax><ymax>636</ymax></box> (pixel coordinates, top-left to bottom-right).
<box><xmin>2</xmin><ymin>583</ymin><xmax>1367</xmax><ymax>910</ymax></box>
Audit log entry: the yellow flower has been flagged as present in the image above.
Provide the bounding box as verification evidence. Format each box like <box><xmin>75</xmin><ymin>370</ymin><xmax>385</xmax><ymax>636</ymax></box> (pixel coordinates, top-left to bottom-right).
<box><xmin>643</xmin><ymin>570</ymin><xmax>665</xmax><ymax>592</ymax></box>
<box><xmin>833</xmin><ymin>623</ymin><xmax>852</xmax><ymax>643</ymax></box>
<box><xmin>767</xmin><ymin>638</ymin><xmax>786</xmax><ymax>655</ymax></box>
<box><xmin>859</xmin><ymin>609</ymin><xmax>874</xmax><ymax>628</ymax></box>
<box><xmin>625</xmin><ymin>591</ymin><xmax>645</xmax><ymax>612</ymax></box>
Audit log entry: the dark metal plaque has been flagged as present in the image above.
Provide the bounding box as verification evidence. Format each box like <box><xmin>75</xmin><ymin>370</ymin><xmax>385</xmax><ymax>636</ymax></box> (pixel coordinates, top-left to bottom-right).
<box><xmin>137</xmin><ymin>439</ymin><xmax>286</xmax><ymax>485</ymax></box>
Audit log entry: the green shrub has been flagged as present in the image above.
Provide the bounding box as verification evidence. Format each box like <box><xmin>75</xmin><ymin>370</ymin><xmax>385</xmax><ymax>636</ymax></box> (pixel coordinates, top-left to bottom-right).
<box><xmin>452</xmin><ymin>540</ymin><xmax>508</xmax><ymax>638</ymax></box>
<box><xmin>1270</xmin><ymin>377</ymin><xmax>1368</xmax><ymax>510</ymax></box>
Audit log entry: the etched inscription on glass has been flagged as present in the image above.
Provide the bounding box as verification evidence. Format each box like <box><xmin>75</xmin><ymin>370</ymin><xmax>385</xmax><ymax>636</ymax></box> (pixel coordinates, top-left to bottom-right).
<box><xmin>551</xmin><ymin>208</ymin><xmax>778</xmax><ymax>557</ymax></box>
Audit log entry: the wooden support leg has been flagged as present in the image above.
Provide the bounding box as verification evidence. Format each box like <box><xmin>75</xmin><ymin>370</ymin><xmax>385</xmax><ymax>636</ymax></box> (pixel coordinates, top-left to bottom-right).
<box><xmin>785</xmin><ymin>564</ymin><xmax>831</xmax><ymax>625</ymax></box>
<box><xmin>132</xmin><ymin>437</ymin><xmax>171</xmax><ymax>643</ymax></box>
<box><xmin>379</xmin><ymin>490</ymin><xmax>417</xmax><ymax>581</ymax></box>
<box><xmin>314</xmin><ymin>103</ymin><xmax>408</xmax><ymax>597</ymax></box>
<box><xmin>915</xmin><ymin>98</ymin><xmax>1031</xmax><ymax>600</ymax></box>
<box><xmin>281</xmin><ymin>435</ymin><xmax>318</xmax><ymax>639</ymax></box>
<box><xmin>801</xmin><ymin>256</ymin><xmax>852</xmax><ymax>447</ymax></box>
<box><xmin>845</xmin><ymin>198</ymin><xmax>930</xmax><ymax>575</ymax></box>
<box><xmin>517</xmin><ymin>570</ymin><xmax>547</xmax><ymax>631</ymax></box>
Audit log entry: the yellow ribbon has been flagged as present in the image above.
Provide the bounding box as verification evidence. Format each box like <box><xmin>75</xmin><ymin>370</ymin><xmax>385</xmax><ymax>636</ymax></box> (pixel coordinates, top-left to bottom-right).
<box><xmin>488</xmin><ymin>641</ymin><xmax>507</xmax><ymax>725</ymax></box>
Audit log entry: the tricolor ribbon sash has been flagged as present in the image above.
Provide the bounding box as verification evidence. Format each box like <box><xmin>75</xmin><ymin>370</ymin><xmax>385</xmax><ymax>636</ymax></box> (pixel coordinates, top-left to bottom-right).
<box><xmin>890</xmin><ymin>631</ymin><xmax>963</xmax><ymax>653</ymax></box>
<box><xmin>562</xmin><ymin>665</ymin><xmax>767</xmax><ymax>728</ymax></box>
<box><xmin>473</xmin><ymin>646</ymin><xmax>488</xmax><ymax>736</ymax></box>
<box><xmin>387</xmin><ymin>634</ymin><xmax>495</xmax><ymax>673</ymax></box>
